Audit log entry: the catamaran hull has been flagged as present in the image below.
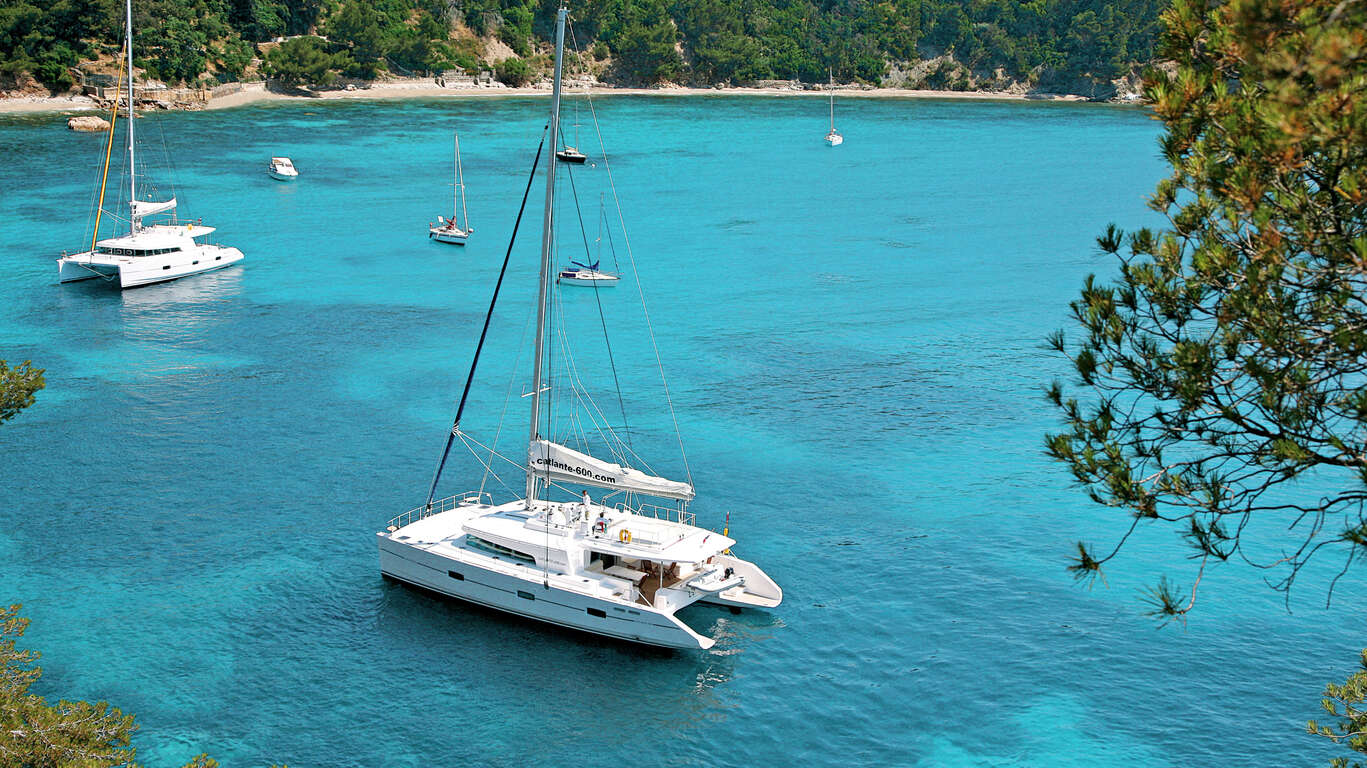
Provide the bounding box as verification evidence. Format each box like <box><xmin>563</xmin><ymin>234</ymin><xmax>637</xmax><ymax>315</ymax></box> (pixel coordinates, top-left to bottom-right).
<box><xmin>377</xmin><ymin>533</ymin><xmax>714</xmax><ymax>649</ymax></box>
<box><xmin>58</xmin><ymin>245</ymin><xmax>244</xmax><ymax>288</ymax></box>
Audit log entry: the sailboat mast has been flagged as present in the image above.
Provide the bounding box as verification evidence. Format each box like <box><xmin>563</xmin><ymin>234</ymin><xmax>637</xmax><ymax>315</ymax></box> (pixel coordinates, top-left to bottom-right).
<box><xmin>829</xmin><ymin>69</ymin><xmax>835</xmax><ymax>132</ymax></box>
<box><xmin>527</xmin><ymin>5</ymin><xmax>567</xmax><ymax>506</ymax></box>
<box><xmin>455</xmin><ymin>132</ymin><xmax>468</xmax><ymax>230</ymax></box>
<box><xmin>125</xmin><ymin>0</ymin><xmax>136</xmax><ymax>229</ymax></box>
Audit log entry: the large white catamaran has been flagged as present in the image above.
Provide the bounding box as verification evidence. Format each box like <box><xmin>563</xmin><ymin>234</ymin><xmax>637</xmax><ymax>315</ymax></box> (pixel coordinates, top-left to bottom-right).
<box><xmin>58</xmin><ymin>0</ymin><xmax>244</xmax><ymax>289</ymax></box>
<box><xmin>378</xmin><ymin>6</ymin><xmax>781</xmax><ymax>650</ymax></box>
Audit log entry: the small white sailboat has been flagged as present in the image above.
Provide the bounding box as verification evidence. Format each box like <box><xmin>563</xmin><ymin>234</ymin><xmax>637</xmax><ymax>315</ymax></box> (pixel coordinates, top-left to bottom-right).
<box><xmin>429</xmin><ymin>131</ymin><xmax>472</xmax><ymax>245</ymax></box>
<box><xmin>268</xmin><ymin>156</ymin><xmax>298</xmax><ymax>180</ymax></box>
<box><xmin>557</xmin><ymin>260</ymin><xmax>619</xmax><ymax>287</ymax></box>
<box><xmin>825</xmin><ymin>69</ymin><xmax>843</xmax><ymax>147</ymax></box>
<box><xmin>57</xmin><ymin>0</ymin><xmax>244</xmax><ymax>289</ymax></box>
<box><xmin>379</xmin><ymin>6</ymin><xmax>781</xmax><ymax>651</ymax></box>
<box><xmin>555</xmin><ymin>101</ymin><xmax>589</xmax><ymax>164</ymax></box>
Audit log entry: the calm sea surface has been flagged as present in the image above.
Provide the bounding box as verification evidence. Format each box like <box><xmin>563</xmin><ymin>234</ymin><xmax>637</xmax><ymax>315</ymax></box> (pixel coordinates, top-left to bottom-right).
<box><xmin>1</xmin><ymin>95</ymin><xmax>1362</xmax><ymax>766</ymax></box>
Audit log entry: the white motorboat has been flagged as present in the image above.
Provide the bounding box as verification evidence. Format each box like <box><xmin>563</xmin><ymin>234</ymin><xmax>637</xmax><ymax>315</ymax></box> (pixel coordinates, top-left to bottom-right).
<box><xmin>825</xmin><ymin>69</ymin><xmax>843</xmax><ymax>146</ymax></box>
<box><xmin>268</xmin><ymin>156</ymin><xmax>299</xmax><ymax>180</ymax></box>
<box><xmin>379</xmin><ymin>6</ymin><xmax>781</xmax><ymax>651</ymax></box>
<box><xmin>557</xmin><ymin>260</ymin><xmax>619</xmax><ymax>287</ymax></box>
<box><xmin>57</xmin><ymin>0</ymin><xmax>243</xmax><ymax>289</ymax></box>
<box><xmin>429</xmin><ymin>131</ymin><xmax>472</xmax><ymax>245</ymax></box>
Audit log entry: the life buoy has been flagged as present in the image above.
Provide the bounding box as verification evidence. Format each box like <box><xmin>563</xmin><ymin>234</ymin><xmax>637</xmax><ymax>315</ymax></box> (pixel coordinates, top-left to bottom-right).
<box><xmin>618</xmin><ymin>529</ymin><xmax>632</xmax><ymax>544</ymax></box>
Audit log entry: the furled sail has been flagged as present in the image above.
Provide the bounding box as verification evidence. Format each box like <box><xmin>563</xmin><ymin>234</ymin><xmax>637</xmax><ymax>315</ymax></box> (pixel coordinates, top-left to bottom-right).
<box><xmin>528</xmin><ymin>439</ymin><xmax>694</xmax><ymax>500</ymax></box>
<box><xmin>131</xmin><ymin>198</ymin><xmax>177</xmax><ymax>217</ymax></box>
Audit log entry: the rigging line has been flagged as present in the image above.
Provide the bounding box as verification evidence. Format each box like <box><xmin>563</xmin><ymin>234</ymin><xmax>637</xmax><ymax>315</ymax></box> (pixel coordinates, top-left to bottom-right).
<box><xmin>457</xmin><ymin>433</ymin><xmax>518</xmax><ymax>496</ymax></box>
<box><xmin>424</xmin><ymin>124</ymin><xmax>550</xmax><ymax>510</ymax></box>
<box><xmin>459</xmin><ymin>429</ymin><xmax>532</xmax><ymax>472</ymax></box>
<box><xmin>479</xmin><ymin>293</ymin><xmax>538</xmax><ymax>500</ymax></box>
<box><xmin>601</xmin><ymin>197</ymin><xmax>622</xmax><ymax>274</ymax></box>
<box><xmin>580</xmin><ymin>90</ymin><xmax>692</xmax><ymax>486</ymax></box>
<box><xmin>551</xmin><ymin>286</ymin><xmax>623</xmax><ymax>463</ymax></box>
<box><xmin>90</xmin><ymin>46</ymin><xmax>126</xmax><ymax>253</ymax></box>
<box><xmin>570</xmin><ymin>17</ymin><xmax>691</xmax><ymax>485</ymax></box>
<box><xmin>564</xmin><ymin>161</ymin><xmax>633</xmax><ymax>449</ymax></box>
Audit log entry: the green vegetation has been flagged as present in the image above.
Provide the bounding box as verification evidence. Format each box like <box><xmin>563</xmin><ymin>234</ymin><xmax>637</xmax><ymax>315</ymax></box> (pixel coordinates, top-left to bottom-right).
<box><xmin>1047</xmin><ymin>0</ymin><xmax>1367</xmax><ymax>622</ymax></box>
<box><xmin>0</xmin><ymin>359</ymin><xmax>42</xmax><ymax>424</ymax></box>
<box><xmin>0</xmin><ymin>604</ymin><xmax>278</xmax><ymax>767</ymax></box>
<box><xmin>1</xmin><ymin>0</ymin><xmax>1163</xmax><ymax>93</ymax></box>
<box><xmin>1310</xmin><ymin>650</ymin><xmax>1367</xmax><ymax>768</ymax></box>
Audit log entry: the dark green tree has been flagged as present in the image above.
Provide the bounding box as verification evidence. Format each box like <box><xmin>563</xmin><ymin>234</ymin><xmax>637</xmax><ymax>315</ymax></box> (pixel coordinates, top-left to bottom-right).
<box><xmin>0</xmin><ymin>604</ymin><xmax>277</xmax><ymax>767</ymax></box>
<box><xmin>494</xmin><ymin>54</ymin><xmax>531</xmax><ymax>86</ymax></box>
<box><xmin>1309</xmin><ymin>650</ymin><xmax>1367</xmax><ymax>768</ymax></box>
<box><xmin>1046</xmin><ymin>0</ymin><xmax>1367</xmax><ymax>621</ymax></box>
<box><xmin>263</xmin><ymin>34</ymin><xmax>338</xmax><ymax>85</ymax></box>
<box><xmin>0</xmin><ymin>359</ymin><xmax>43</xmax><ymax>424</ymax></box>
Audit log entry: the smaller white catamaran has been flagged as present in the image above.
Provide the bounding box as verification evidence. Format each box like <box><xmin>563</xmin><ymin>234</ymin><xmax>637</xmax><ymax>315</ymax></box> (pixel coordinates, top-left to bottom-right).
<box><xmin>429</xmin><ymin>131</ymin><xmax>472</xmax><ymax>245</ymax></box>
<box><xmin>825</xmin><ymin>70</ymin><xmax>843</xmax><ymax>147</ymax></box>
<box><xmin>58</xmin><ymin>0</ymin><xmax>243</xmax><ymax>289</ymax></box>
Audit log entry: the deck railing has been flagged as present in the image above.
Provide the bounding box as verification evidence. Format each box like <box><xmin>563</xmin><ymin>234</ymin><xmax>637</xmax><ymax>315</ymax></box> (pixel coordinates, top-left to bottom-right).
<box><xmin>385</xmin><ymin>491</ymin><xmax>491</xmax><ymax>531</ymax></box>
<box><xmin>615</xmin><ymin>500</ymin><xmax>695</xmax><ymax>527</ymax></box>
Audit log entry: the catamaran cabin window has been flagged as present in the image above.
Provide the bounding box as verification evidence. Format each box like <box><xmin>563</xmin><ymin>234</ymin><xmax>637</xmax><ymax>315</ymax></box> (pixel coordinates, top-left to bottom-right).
<box><xmin>96</xmin><ymin>246</ymin><xmax>182</xmax><ymax>256</ymax></box>
<box><xmin>466</xmin><ymin>536</ymin><xmax>535</xmax><ymax>563</ymax></box>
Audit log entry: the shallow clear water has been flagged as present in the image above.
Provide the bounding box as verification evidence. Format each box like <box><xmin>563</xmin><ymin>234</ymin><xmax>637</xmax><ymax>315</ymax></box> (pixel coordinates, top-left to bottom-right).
<box><xmin>1</xmin><ymin>95</ymin><xmax>1361</xmax><ymax>766</ymax></box>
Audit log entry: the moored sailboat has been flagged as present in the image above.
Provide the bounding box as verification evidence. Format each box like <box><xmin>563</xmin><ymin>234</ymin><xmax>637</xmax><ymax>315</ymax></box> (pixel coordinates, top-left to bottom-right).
<box><xmin>378</xmin><ymin>6</ymin><xmax>781</xmax><ymax>650</ymax></box>
<box><xmin>57</xmin><ymin>0</ymin><xmax>244</xmax><ymax>289</ymax></box>
<box><xmin>825</xmin><ymin>69</ymin><xmax>844</xmax><ymax>146</ymax></box>
<box><xmin>429</xmin><ymin>131</ymin><xmax>472</xmax><ymax>245</ymax></box>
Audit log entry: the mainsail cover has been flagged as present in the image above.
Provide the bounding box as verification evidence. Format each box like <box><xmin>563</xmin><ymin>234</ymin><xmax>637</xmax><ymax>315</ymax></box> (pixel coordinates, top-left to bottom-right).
<box><xmin>131</xmin><ymin>198</ymin><xmax>177</xmax><ymax>217</ymax></box>
<box><xmin>528</xmin><ymin>439</ymin><xmax>694</xmax><ymax>500</ymax></box>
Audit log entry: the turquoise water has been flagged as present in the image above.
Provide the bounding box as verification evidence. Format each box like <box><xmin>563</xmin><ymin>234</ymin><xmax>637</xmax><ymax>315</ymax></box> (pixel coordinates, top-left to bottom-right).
<box><xmin>1</xmin><ymin>95</ymin><xmax>1362</xmax><ymax>766</ymax></box>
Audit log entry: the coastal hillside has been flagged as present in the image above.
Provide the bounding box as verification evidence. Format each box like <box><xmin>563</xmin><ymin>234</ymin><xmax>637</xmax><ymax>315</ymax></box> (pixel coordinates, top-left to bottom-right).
<box><xmin>0</xmin><ymin>0</ymin><xmax>1163</xmax><ymax>98</ymax></box>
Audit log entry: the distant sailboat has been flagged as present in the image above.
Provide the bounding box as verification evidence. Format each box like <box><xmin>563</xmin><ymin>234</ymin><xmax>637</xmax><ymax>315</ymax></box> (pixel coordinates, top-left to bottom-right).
<box><xmin>556</xmin><ymin>101</ymin><xmax>589</xmax><ymax>164</ymax></box>
<box><xmin>825</xmin><ymin>69</ymin><xmax>843</xmax><ymax>147</ymax></box>
<box><xmin>57</xmin><ymin>0</ymin><xmax>245</xmax><ymax>288</ymax></box>
<box><xmin>429</xmin><ymin>131</ymin><xmax>472</xmax><ymax>245</ymax></box>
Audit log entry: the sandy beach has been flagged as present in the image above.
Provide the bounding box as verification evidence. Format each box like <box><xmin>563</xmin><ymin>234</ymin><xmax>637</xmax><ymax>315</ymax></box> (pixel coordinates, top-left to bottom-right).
<box><xmin>1</xmin><ymin>79</ymin><xmax>1096</xmax><ymax>116</ymax></box>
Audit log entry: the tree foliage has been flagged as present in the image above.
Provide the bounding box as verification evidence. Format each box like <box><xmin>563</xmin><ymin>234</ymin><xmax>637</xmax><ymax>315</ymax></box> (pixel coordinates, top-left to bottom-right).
<box><xmin>1046</xmin><ymin>0</ymin><xmax>1367</xmax><ymax>620</ymax></box>
<box><xmin>0</xmin><ymin>604</ymin><xmax>220</xmax><ymax>768</ymax></box>
<box><xmin>1</xmin><ymin>0</ymin><xmax>1166</xmax><ymax>91</ymax></box>
<box><xmin>0</xmin><ymin>359</ymin><xmax>43</xmax><ymax>424</ymax></box>
<box><xmin>263</xmin><ymin>34</ymin><xmax>339</xmax><ymax>85</ymax></box>
<box><xmin>1309</xmin><ymin>649</ymin><xmax>1367</xmax><ymax>768</ymax></box>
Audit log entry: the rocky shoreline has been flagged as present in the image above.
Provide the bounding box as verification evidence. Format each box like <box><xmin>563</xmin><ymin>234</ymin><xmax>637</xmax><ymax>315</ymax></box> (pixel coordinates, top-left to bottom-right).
<box><xmin>1</xmin><ymin>75</ymin><xmax>1146</xmax><ymax>118</ymax></box>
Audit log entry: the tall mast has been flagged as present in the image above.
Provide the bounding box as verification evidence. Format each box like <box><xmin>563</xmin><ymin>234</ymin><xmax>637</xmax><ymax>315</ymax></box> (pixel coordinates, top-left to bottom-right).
<box><xmin>456</xmin><ymin>132</ymin><xmax>468</xmax><ymax>230</ymax></box>
<box><xmin>527</xmin><ymin>5</ymin><xmax>567</xmax><ymax>506</ymax></box>
<box><xmin>829</xmin><ymin>69</ymin><xmax>835</xmax><ymax>132</ymax></box>
<box><xmin>126</xmin><ymin>0</ymin><xmax>137</xmax><ymax>230</ymax></box>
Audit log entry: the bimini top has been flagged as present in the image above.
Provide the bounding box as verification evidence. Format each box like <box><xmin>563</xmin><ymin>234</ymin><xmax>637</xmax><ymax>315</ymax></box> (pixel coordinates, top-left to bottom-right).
<box><xmin>95</xmin><ymin>223</ymin><xmax>216</xmax><ymax>250</ymax></box>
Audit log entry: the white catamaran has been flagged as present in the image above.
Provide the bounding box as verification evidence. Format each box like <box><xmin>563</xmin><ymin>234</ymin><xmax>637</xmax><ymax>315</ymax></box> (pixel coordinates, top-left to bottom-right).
<box><xmin>429</xmin><ymin>131</ymin><xmax>472</xmax><ymax>245</ymax></box>
<box><xmin>58</xmin><ymin>0</ymin><xmax>244</xmax><ymax>289</ymax></box>
<box><xmin>378</xmin><ymin>7</ymin><xmax>781</xmax><ymax>650</ymax></box>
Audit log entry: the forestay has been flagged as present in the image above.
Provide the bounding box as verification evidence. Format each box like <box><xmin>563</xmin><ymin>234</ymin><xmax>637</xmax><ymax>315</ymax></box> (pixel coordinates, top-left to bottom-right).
<box><xmin>528</xmin><ymin>439</ymin><xmax>694</xmax><ymax>500</ymax></box>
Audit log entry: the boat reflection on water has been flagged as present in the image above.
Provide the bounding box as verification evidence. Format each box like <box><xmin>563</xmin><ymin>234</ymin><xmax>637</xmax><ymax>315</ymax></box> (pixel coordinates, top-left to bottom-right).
<box><xmin>115</xmin><ymin>263</ymin><xmax>245</xmax><ymax>309</ymax></box>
